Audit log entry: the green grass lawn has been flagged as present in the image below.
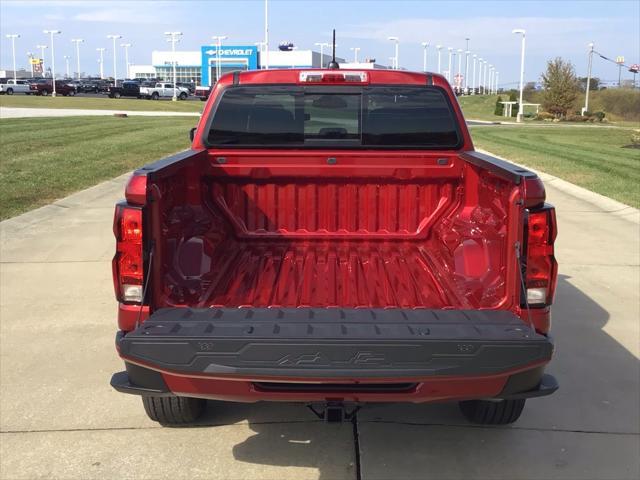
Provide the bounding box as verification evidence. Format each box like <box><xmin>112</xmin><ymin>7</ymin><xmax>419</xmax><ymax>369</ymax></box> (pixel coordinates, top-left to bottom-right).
<box><xmin>0</xmin><ymin>94</ymin><xmax>203</xmax><ymax>112</ymax></box>
<box><xmin>458</xmin><ymin>94</ymin><xmax>513</xmax><ymax>122</ymax></box>
<box><xmin>0</xmin><ymin>116</ymin><xmax>196</xmax><ymax>219</ymax></box>
<box><xmin>469</xmin><ymin>125</ymin><xmax>640</xmax><ymax>207</ymax></box>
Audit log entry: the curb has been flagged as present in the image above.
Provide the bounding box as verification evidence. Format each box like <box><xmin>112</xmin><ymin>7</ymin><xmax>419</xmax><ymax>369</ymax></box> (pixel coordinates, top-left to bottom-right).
<box><xmin>477</xmin><ymin>149</ymin><xmax>640</xmax><ymax>225</ymax></box>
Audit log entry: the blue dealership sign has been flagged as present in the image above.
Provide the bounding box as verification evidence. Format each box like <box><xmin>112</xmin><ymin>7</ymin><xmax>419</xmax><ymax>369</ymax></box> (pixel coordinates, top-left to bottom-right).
<box><xmin>201</xmin><ymin>45</ymin><xmax>258</xmax><ymax>86</ymax></box>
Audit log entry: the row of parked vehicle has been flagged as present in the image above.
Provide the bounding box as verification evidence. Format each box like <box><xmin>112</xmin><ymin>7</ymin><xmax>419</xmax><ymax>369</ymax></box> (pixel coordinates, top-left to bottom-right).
<box><xmin>0</xmin><ymin>77</ymin><xmax>198</xmax><ymax>100</ymax></box>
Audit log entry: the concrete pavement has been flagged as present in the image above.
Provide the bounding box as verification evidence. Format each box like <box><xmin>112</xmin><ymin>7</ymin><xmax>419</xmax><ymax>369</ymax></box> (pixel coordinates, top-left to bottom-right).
<box><xmin>1</xmin><ymin>164</ymin><xmax>638</xmax><ymax>479</ymax></box>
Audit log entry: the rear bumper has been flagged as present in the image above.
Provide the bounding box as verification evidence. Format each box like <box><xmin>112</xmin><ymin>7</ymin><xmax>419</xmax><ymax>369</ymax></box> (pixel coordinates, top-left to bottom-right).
<box><xmin>113</xmin><ymin>307</ymin><xmax>556</xmax><ymax>402</ymax></box>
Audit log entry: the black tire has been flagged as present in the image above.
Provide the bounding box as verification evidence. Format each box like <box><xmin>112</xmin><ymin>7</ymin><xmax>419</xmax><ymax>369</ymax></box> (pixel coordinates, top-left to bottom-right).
<box><xmin>114</xmin><ymin>92</ymin><xmax>121</xmax><ymax>99</ymax></box>
<box><xmin>142</xmin><ymin>396</ymin><xmax>206</xmax><ymax>425</ymax></box>
<box><xmin>151</xmin><ymin>92</ymin><xmax>159</xmax><ymax>100</ymax></box>
<box><xmin>69</xmin><ymin>90</ymin><xmax>76</xmax><ymax>96</ymax></box>
<box><xmin>6</xmin><ymin>88</ymin><xmax>13</xmax><ymax>95</ymax></box>
<box><xmin>41</xmin><ymin>90</ymin><xmax>49</xmax><ymax>96</ymax></box>
<box><xmin>179</xmin><ymin>92</ymin><xmax>188</xmax><ymax>100</ymax></box>
<box><xmin>459</xmin><ymin>399</ymin><xmax>526</xmax><ymax>425</ymax></box>
<box><xmin>200</xmin><ymin>97</ymin><xmax>207</xmax><ymax>101</ymax></box>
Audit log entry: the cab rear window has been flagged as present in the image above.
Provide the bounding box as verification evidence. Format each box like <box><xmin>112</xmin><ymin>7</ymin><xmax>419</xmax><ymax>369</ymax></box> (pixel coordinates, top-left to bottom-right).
<box><xmin>206</xmin><ymin>86</ymin><xmax>461</xmax><ymax>149</ymax></box>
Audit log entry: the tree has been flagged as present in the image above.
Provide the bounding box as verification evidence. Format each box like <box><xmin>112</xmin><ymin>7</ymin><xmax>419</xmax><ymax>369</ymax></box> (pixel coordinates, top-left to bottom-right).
<box><xmin>494</xmin><ymin>95</ymin><xmax>504</xmax><ymax>116</ymax></box>
<box><xmin>541</xmin><ymin>57</ymin><xmax>579</xmax><ymax>118</ymax></box>
<box><xmin>578</xmin><ymin>76</ymin><xmax>600</xmax><ymax>91</ymax></box>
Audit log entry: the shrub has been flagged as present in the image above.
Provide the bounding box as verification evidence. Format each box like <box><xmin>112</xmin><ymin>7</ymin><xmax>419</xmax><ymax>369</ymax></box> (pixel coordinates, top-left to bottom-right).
<box><xmin>593</xmin><ymin>111</ymin><xmax>606</xmax><ymax>121</ymax></box>
<box><xmin>564</xmin><ymin>114</ymin><xmax>589</xmax><ymax>122</ymax></box>
<box><xmin>494</xmin><ymin>96</ymin><xmax>504</xmax><ymax>116</ymax></box>
<box><xmin>535</xmin><ymin>112</ymin><xmax>555</xmax><ymax>120</ymax></box>
<box><xmin>631</xmin><ymin>131</ymin><xmax>640</xmax><ymax>146</ymax></box>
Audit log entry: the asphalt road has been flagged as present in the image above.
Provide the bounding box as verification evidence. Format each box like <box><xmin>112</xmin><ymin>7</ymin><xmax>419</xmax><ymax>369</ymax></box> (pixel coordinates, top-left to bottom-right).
<box><xmin>1</xmin><ymin>164</ymin><xmax>638</xmax><ymax>479</ymax></box>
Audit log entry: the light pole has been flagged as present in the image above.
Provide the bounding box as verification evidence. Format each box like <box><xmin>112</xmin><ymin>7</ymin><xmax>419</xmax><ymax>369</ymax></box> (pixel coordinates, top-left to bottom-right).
<box><xmin>464</xmin><ymin>37</ymin><xmax>470</xmax><ymax>92</ymax></box>
<box><xmin>350</xmin><ymin>47</ymin><xmax>360</xmax><ymax>63</ymax></box>
<box><xmin>43</xmin><ymin>30</ymin><xmax>61</xmax><ymax>95</ymax></box>
<box><xmin>388</xmin><ymin>37</ymin><xmax>399</xmax><ymax>69</ymax></box>
<box><xmin>583</xmin><ymin>42</ymin><xmax>594</xmax><ymax>115</ymax></box>
<box><xmin>107</xmin><ymin>34</ymin><xmax>122</xmax><ymax>83</ymax></box>
<box><xmin>121</xmin><ymin>43</ymin><xmax>131</xmax><ymax>79</ymax></box>
<box><xmin>436</xmin><ymin>45</ymin><xmax>442</xmax><ymax>74</ymax></box>
<box><xmin>447</xmin><ymin>47</ymin><xmax>453</xmax><ymax>82</ymax></box>
<box><xmin>263</xmin><ymin>0</ymin><xmax>269</xmax><ymax>69</ymax></box>
<box><xmin>165</xmin><ymin>32</ymin><xmax>182</xmax><ymax>101</ymax></box>
<box><xmin>27</xmin><ymin>51</ymin><xmax>34</xmax><ymax>76</ymax></box>
<box><xmin>5</xmin><ymin>34</ymin><xmax>19</xmax><ymax>82</ymax></box>
<box><xmin>472</xmin><ymin>55</ymin><xmax>477</xmax><ymax>94</ymax></box>
<box><xmin>512</xmin><ymin>29</ymin><xmax>526</xmax><ymax>122</ymax></box>
<box><xmin>495</xmin><ymin>71</ymin><xmax>499</xmax><ymax>94</ymax></box>
<box><xmin>211</xmin><ymin>35</ymin><xmax>227</xmax><ymax>83</ymax></box>
<box><xmin>63</xmin><ymin>55</ymin><xmax>70</xmax><ymax>78</ymax></box>
<box><xmin>254</xmin><ymin>41</ymin><xmax>266</xmax><ymax>68</ymax></box>
<box><xmin>71</xmin><ymin>38</ymin><xmax>83</xmax><ymax>78</ymax></box>
<box><xmin>37</xmin><ymin>44</ymin><xmax>47</xmax><ymax>76</ymax></box>
<box><xmin>421</xmin><ymin>42</ymin><xmax>429</xmax><ymax>72</ymax></box>
<box><xmin>314</xmin><ymin>42</ymin><xmax>329</xmax><ymax>68</ymax></box>
<box><xmin>96</xmin><ymin>48</ymin><xmax>105</xmax><ymax>79</ymax></box>
<box><xmin>489</xmin><ymin>65</ymin><xmax>493</xmax><ymax>95</ymax></box>
<box><xmin>456</xmin><ymin>48</ymin><xmax>462</xmax><ymax>91</ymax></box>
<box><xmin>483</xmin><ymin>60</ymin><xmax>488</xmax><ymax>95</ymax></box>
<box><xmin>464</xmin><ymin>50</ymin><xmax>470</xmax><ymax>94</ymax></box>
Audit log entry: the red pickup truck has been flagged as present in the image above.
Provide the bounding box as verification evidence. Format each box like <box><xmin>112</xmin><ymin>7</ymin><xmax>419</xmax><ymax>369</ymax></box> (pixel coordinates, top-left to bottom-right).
<box><xmin>111</xmin><ymin>69</ymin><xmax>558</xmax><ymax>426</ymax></box>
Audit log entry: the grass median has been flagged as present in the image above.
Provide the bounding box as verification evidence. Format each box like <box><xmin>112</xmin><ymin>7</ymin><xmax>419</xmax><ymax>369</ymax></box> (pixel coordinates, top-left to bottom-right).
<box><xmin>469</xmin><ymin>124</ymin><xmax>640</xmax><ymax>208</ymax></box>
<box><xmin>0</xmin><ymin>116</ymin><xmax>196</xmax><ymax>219</ymax></box>
<box><xmin>0</xmin><ymin>94</ymin><xmax>203</xmax><ymax>112</ymax></box>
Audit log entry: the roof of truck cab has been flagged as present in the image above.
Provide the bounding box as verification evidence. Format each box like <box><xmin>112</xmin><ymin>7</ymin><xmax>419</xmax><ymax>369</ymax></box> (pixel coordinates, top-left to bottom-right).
<box><xmin>222</xmin><ymin>68</ymin><xmax>450</xmax><ymax>87</ymax></box>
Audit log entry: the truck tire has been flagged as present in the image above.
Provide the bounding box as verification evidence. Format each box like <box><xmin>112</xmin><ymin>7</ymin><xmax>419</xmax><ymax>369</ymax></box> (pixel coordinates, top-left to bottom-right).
<box><xmin>114</xmin><ymin>92</ymin><xmax>121</xmax><ymax>99</ymax></box>
<box><xmin>179</xmin><ymin>92</ymin><xmax>188</xmax><ymax>100</ymax></box>
<box><xmin>151</xmin><ymin>92</ymin><xmax>159</xmax><ymax>100</ymax></box>
<box><xmin>69</xmin><ymin>90</ymin><xmax>76</xmax><ymax>96</ymax></box>
<box><xmin>459</xmin><ymin>399</ymin><xmax>526</xmax><ymax>425</ymax></box>
<box><xmin>200</xmin><ymin>97</ymin><xmax>207</xmax><ymax>101</ymax></box>
<box><xmin>41</xmin><ymin>90</ymin><xmax>49</xmax><ymax>96</ymax></box>
<box><xmin>6</xmin><ymin>88</ymin><xmax>13</xmax><ymax>95</ymax></box>
<box><xmin>142</xmin><ymin>396</ymin><xmax>205</xmax><ymax>425</ymax></box>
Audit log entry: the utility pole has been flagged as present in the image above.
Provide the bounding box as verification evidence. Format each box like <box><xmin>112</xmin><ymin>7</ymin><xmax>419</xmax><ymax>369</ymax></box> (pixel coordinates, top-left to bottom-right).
<box><xmin>6</xmin><ymin>34</ymin><xmax>19</xmax><ymax>82</ymax></box>
<box><xmin>421</xmin><ymin>42</ymin><xmax>429</xmax><ymax>72</ymax></box>
<box><xmin>43</xmin><ymin>30</ymin><xmax>61</xmax><ymax>95</ymax></box>
<box><xmin>447</xmin><ymin>47</ymin><xmax>453</xmax><ymax>82</ymax></box>
<box><xmin>436</xmin><ymin>45</ymin><xmax>442</xmax><ymax>74</ymax></box>
<box><xmin>96</xmin><ymin>48</ymin><xmax>105</xmax><ymax>79</ymax></box>
<box><xmin>512</xmin><ymin>29</ymin><xmax>526</xmax><ymax>122</ymax></box>
<box><xmin>107</xmin><ymin>34</ymin><xmax>122</xmax><ymax>83</ymax></box>
<box><xmin>71</xmin><ymin>38</ymin><xmax>83</xmax><ymax>78</ymax></box>
<box><xmin>457</xmin><ymin>48</ymin><xmax>462</xmax><ymax>92</ymax></box>
<box><xmin>63</xmin><ymin>55</ymin><xmax>70</xmax><ymax>78</ymax></box>
<box><xmin>464</xmin><ymin>37</ymin><xmax>470</xmax><ymax>93</ymax></box>
<box><xmin>582</xmin><ymin>43</ymin><xmax>595</xmax><ymax>114</ymax></box>
<box><xmin>121</xmin><ymin>43</ymin><xmax>131</xmax><ymax>79</ymax></box>
<box><xmin>165</xmin><ymin>32</ymin><xmax>182</xmax><ymax>101</ymax></box>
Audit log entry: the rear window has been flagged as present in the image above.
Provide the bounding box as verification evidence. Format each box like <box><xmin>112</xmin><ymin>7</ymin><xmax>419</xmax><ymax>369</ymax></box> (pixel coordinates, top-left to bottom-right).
<box><xmin>206</xmin><ymin>86</ymin><xmax>461</xmax><ymax>149</ymax></box>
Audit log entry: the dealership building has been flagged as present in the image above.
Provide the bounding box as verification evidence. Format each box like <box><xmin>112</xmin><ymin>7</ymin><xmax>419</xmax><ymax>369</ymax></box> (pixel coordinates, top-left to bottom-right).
<box><xmin>127</xmin><ymin>45</ymin><xmax>381</xmax><ymax>85</ymax></box>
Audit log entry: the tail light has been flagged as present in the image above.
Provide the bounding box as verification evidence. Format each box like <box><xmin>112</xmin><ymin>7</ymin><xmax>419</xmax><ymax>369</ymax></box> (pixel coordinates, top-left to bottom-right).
<box><xmin>524</xmin><ymin>205</ymin><xmax>558</xmax><ymax>307</ymax></box>
<box><xmin>113</xmin><ymin>204</ymin><xmax>144</xmax><ymax>304</ymax></box>
<box><xmin>298</xmin><ymin>71</ymin><xmax>368</xmax><ymax>84</ymax></box>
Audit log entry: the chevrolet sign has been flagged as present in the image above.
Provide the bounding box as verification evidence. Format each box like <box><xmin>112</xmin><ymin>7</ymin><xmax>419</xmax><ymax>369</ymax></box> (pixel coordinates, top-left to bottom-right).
<box><xmin>206</xmin><ymin>48</ymin><xmax>253</xmax><ymax>56</ymax></box>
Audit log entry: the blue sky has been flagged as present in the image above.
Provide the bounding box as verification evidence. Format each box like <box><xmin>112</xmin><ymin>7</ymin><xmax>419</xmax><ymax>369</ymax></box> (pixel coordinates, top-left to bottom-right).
<box><xmin>1</xmin><ymin>0</ymin><xmax>638</xmax><ymax>85</ymax></box>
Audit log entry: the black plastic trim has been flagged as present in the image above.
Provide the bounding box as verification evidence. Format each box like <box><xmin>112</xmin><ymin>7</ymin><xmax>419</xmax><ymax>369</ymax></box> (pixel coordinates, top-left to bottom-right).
<box><xmin>110</xmin><ymin>371</ymin><xmax>172</xmax><ymax>396</ymax></box>
<box><xmin>498</xmin><ymin>373</ymin><xmax>558</xmax><ymax>399</ymax></box>
<box><xmin>116</xmin><ymin>308</ymin><xmax>553</xmax><ymax>379</ymax></box>
<box><xmin>460</xmin><ymin>151</ymin><xmax>539</xmax><ymax>185</ymax></box>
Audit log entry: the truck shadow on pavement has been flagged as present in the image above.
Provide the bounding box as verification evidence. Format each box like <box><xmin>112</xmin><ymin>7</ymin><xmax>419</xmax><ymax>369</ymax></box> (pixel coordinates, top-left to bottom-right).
<box><xmin>183</xmin><ymin>274</ymin><xmax>638</xmax><ymax>479</ymax></box>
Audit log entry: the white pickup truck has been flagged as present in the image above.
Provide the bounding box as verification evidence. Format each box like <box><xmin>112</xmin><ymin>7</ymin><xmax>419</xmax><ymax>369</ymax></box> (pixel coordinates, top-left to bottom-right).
<box><xmin>139</xmin><ymin>82</ymin><xmax>190</xmax><ymax>100</ymax></box>
<box><xmin>0</xmin><ymin>79</ymin><xmax>32</xmax><ymax>95</ymax></box>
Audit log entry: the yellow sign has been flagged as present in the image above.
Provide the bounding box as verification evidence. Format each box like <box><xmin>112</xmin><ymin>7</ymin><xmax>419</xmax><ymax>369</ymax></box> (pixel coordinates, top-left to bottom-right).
<box><xmin>29</xmin><ymin>58</ymin><xmax>42</xmax><ymax>65</ymax></box>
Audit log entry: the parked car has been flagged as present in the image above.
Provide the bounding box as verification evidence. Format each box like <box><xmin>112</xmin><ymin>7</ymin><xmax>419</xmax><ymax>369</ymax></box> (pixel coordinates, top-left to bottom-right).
<box><xmin>110</xmin><ymin>68</ymin><xmax>559</xmax><ymax>426</ymax></box>
<box><xmin>77</xmin><ymin>79</ymin><xmax>105</xmax><ymax>93</ymax></box>
<box><xmin>194</xmin><ymin>85</ymin><xmax>210</xmax><ymax>101</ymax></box>
<box><xmin>0</xmin><ymin>79</ymin><xmax>32</xmax><ymax>95</ymax></box>
<box><xmin>29</xmin><ymin>79</ymin><xmax>76</xmax><ymax>96</ymax></box>
<box><xmin>177</xmin><ymin>82</ymin><xmax>196</xmax><ymax>94</ymax></box>
<box><xmin>139</xmin><ymin>82</ymin><xmax>189</xmax><ymax>100</ymax></box>
<box><xmin>108</xmin><ymin>81</ymin><xmax>141</xmax><ymax>98</ymax></box>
